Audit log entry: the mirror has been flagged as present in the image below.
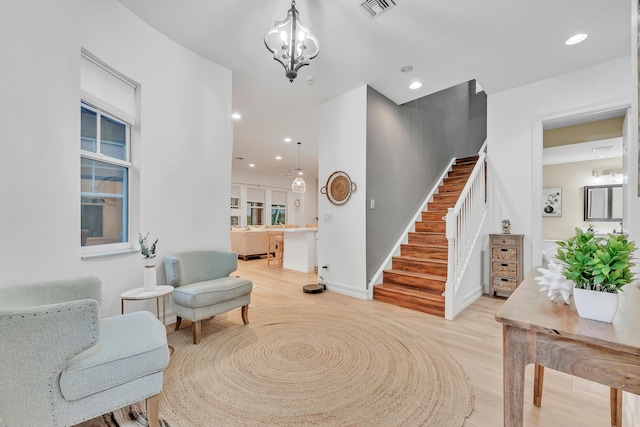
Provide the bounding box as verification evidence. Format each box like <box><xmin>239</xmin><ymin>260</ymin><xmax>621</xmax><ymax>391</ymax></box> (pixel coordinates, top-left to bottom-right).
<box><xmin>584</xmin><ymin>184</ymin><xmax>623</xmax><ymax>221</ymax></box>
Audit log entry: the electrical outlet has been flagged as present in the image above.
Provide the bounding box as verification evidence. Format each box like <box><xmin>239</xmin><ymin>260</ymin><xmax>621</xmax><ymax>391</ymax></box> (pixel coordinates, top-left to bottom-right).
<box><xmin>370</xmin><ymin>199</ymin><xmax>375</xmax><ymax>209</ymax></box>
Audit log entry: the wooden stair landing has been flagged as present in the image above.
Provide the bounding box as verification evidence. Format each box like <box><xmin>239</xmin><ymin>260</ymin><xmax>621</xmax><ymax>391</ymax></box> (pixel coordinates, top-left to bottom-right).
<box><xmin>373</xmin><ymin>156</ymin><xmax>478</xmax><ymax>317</ymax></box>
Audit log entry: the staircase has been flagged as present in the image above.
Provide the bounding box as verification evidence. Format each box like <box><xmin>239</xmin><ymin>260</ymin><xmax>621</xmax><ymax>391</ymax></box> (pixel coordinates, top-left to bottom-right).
<box><xmin>373</xmin><ymin>156</ymin><xmax>479</xmax><ymax>317</ymax></box>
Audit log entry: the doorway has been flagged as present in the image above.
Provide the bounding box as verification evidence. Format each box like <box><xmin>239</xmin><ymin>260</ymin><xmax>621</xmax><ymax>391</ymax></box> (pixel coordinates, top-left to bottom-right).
<box><xmin>531</xmin><ymin>101</ymin><xmax>631</xmax><ymax>267</ymax></box>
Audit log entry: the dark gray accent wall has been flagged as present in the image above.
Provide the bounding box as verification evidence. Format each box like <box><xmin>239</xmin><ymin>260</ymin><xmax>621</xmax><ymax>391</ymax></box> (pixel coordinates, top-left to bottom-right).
<box><xmin>366</xmin><ymin>81</ymin><xmax>487</xmax><ymax>283</ymax></box>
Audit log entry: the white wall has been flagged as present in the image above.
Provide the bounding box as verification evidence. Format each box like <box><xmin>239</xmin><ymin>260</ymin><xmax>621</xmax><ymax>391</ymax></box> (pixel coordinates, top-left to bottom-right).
<box><xmin>0</xmin><ymin>0</ymin><xmax>232</xmax><ymax>318</ymax></box>
<box><xmin>489</xmin><ymin>52</ymin><xmax>640</xmax><ymax>422</ymax></box>
<box><xmin>317</xmin><ymin>86</ymin><xmax>368</xmax><ymax>298</ymax></box>
<box><xmin>623</xmin><ymin>0</ymin><xmax>640</xmax><ymax>422</ymax></box>
<box><xmin>487</xmin><ymin>56</ymin><xmax>632</xmax><ymax>277</ymax></box>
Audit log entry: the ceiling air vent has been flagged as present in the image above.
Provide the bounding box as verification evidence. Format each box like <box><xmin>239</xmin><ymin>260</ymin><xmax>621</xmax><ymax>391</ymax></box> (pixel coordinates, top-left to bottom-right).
<box><xmin>359</xmin><ymin>0</ymin><xmax>396</xmax><ymax>20</ymax></box>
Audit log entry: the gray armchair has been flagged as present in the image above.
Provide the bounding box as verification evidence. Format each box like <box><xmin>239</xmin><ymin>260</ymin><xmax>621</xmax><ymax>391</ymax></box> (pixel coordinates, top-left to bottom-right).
<box><xmin>0</xmin><ymin>277</ymin><xmax>169</xmax><ymax>427</ymax></box>
<box><xmin>164</xmin><ymin>250</ymin><xmax>253</xmax><ymax>344</ymax></box>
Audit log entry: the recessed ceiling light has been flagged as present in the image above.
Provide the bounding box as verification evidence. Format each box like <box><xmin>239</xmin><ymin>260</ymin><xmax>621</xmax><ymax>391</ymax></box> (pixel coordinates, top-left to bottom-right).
<box><xmin>232</xmin><ymin>113</ymin><xmax>241</xmax><ymax>119</ymax></box>
<box><xmin>298</xmin><ymin>171</ymin><xmax>304</xmax><ymax>176</ymax></box>
<box><xmin>400</xmin><ymin>65</ymin><xmax>413</xmax><ymax>73</ymax></box>
<box><xmin>249</xmin><ymin>163</ymin><xmax>255</xmax><ymax>167</ymax></box>
<box><xmin>275</xmin><ymin>156</ymin><xmax>282</xmax><ymax>160</ymax></box>
<box><xmin>284</xmin><ymin>137</ymin><xmax>292</xmax><ymax>143</ymax></box>
<box><xmin>565</xmin><ymin>33</ymin><xmax>588</xmax><ymax>45</ymax></box>
<box><xmin>409</xmin><ymin>81</ymin><xmax>422</xmax><ymax>90</ymax></box>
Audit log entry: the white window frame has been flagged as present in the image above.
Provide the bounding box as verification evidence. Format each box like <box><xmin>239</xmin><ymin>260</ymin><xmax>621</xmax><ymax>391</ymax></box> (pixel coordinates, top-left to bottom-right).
<box><xmin>80</xmin><ymin>101</ymin><xmax>132</xmax><ymax>254</ymax></box>
<box><xmin>246</xmin><ymin>201</ymin><xmax>264</xmax><ymax>226</ymax></box>
<box><xmin>271</xmin><ymin>203</ymin><xmax>286</xmax><ymax>225</ymax></box>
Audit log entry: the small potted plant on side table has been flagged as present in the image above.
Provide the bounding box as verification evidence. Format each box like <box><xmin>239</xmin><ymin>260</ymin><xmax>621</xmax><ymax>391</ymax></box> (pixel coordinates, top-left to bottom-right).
<box><xmin>555</xmin><ymin>227</ymin><xmax>636</xmax><ymax>322</ymax></box>
<box><xmin>139</xmin><ymin>232</ymin><xmax>158</xmax><ymax>291</ymax></box>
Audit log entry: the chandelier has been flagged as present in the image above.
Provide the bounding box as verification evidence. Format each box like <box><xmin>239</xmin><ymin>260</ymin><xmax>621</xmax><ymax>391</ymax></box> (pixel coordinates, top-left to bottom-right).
<box><xmin>264</xmin><ymin>1</ymin><xmax>319</xmax><ymax>82</ymax></box>
<box><xmin>291</xmin><ymin>142</ymin><xmax>306</xmax><ymax>193</ymax></box>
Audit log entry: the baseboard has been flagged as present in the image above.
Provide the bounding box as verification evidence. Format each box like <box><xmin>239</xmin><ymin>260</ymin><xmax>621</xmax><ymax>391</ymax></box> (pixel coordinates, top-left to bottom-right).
<box><xmin>320</xmin><ymin>279</ymin><xmax>370</xmax><ymax>300</ymax></box>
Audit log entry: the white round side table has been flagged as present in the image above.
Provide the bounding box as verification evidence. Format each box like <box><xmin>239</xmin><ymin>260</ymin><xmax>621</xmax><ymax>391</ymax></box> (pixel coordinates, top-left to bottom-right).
<box><xmin>120</xmin><ymin>285</ymin><xmax>174</xmax><ymax>325</ymax></box>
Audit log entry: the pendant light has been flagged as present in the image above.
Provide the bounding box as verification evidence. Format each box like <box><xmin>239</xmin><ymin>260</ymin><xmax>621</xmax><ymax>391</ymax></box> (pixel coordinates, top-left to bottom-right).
<box><xmin>292</xmin><ymin>142</ymin><xmax>306</xmax><ymax>193</ymax></box>
<box><xmin>264</xmin><ymin>0</ymin><xmax>319</xmax><ymax>82</ymax></box>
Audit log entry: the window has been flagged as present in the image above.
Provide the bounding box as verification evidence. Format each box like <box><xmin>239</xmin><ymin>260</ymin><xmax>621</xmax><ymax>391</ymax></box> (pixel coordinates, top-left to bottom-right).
<box><xmin>246</xmin><ymin>188</ymin><xmax>265</xmax><ymax>226</ymax></box>
<box><xmin>271</xmin><ymin>204</ymin><xmax>286</xmax><ymax>225</ymax></box>
<box><xmin>230</xmin><ymin>188</ymin><xmax>241</xmax><ymax>226</ymax></box>
<box><xmin>271</xmin><ymin>190</ymin><xmax>287</xmax><ymax>225</ymax></box>
<box><xmin>246</xmin><ymin>201</ymin><xmax>264</xmax><ymax>225</ymax></box>
<box><xmin>81</xmin><ymin>102</ymin><xmax>130</xmax><ymax>246</ymax></box>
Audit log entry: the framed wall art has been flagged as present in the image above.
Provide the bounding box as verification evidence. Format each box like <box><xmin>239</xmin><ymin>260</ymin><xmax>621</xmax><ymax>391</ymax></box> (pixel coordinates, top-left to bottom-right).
<box><xmin>542</xmin><ymin>187</ymin><xmax>562</xmax><ymax>217</ymax></box>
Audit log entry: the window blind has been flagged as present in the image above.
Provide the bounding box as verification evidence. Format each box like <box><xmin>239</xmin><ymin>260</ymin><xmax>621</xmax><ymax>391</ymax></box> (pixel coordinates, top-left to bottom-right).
<box><xmin>81</xmin><ymin>53</ymin><xmax>136</xmax><ymax>124</ymax></box>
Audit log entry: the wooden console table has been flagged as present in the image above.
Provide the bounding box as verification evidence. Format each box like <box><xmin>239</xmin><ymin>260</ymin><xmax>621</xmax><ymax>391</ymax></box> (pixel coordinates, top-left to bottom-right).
<box><xmin>495</xmin><ymin>272</ymin><xmax>640</xmax><ymax>426</ymax></box>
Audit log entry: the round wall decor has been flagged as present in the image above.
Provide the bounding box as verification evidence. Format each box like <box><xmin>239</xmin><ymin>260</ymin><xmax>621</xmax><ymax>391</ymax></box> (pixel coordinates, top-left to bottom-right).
<box><xmin>320</xmin><ymin>171</ymin><xmax>357</xmax><ymax>205</ymax></box>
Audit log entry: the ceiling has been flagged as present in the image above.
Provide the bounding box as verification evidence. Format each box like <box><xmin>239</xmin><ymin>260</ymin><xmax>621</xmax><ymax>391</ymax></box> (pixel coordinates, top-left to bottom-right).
<box><xmin>543</xmin><ymin>137</ymin><xmax>623</xmax><ymax>166</ymax></box>
<box><xmin>118</xmin><ymin>0</ymin><xmax>630</xmax><ymax>181</ymax></box>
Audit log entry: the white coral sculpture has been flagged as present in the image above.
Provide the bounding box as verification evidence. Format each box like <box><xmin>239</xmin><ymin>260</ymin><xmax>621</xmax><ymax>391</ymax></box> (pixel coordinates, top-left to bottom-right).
<box><xmin>535</xmin><ymin>261</ymin><xmax>573</xmax><ymax>305</ymax></box>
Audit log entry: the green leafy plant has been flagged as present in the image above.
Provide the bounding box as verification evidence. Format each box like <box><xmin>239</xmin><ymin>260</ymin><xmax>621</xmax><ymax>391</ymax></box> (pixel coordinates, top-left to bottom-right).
<box><xmin>138</xmin><ymin>232</ymin><xmax>158</xmax><ymax>259</ymax></box>
<box><xmin>555</xmin><ymin>227</ymin><xmax>636</xmax><ymax>293</ymax></box>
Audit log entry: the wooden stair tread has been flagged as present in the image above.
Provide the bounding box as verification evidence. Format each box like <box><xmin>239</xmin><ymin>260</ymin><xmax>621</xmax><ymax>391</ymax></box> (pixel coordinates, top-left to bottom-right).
<box><xmin>385</xmin><ymin>269</ymin><xmax>447</xmax><ymax>282</ymax></box>
<box><xmin>402</xmin><ymin>243</ymin><xmax>447</xmax><ymax>250</ymax></box>
<box><xmin>394</xmin><ymin>255</ymin><xmax>448</xmax><ymax>265</ymax></box>
<box><xmin>374</xmin><ymin>284</ymin><xmax>445</xmax><ymax>301</ymax></box>
<box><xmin>456</xmin><ymin>156</ymin><xmax>479</xmax><ymax>163</ymax></box>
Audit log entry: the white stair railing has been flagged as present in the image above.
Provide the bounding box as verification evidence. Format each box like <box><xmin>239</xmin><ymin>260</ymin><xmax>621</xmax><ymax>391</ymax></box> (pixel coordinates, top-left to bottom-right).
<box><xmin>443</xmin><ymin>145</ymin><xmax>487</xmax><ymax>319</ymax></box>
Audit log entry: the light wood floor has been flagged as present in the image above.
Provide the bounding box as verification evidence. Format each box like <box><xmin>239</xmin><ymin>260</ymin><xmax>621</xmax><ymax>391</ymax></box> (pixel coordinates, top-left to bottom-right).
<box><xmin>229</xmin><ymin>258</ymin><xmax>610</xmax><ymax>427</ymax></box>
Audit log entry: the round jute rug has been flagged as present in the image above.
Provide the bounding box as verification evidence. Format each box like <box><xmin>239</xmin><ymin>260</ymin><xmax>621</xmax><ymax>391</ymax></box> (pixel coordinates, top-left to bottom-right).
<box><xmin>160</xmin><ymin>304</ymin><xmax>473</xmax><ymax>427</ymax></box>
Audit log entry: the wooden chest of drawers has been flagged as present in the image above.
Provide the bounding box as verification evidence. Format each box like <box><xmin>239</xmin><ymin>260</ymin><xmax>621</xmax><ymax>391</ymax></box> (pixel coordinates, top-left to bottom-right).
<box><xmin>489</xmin><ymin>234</ymin><xmax>524</xmax><ymax>296</ymax></box>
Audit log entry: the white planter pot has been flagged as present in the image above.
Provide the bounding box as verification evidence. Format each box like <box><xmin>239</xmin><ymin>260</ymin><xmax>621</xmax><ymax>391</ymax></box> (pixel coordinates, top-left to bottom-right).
<box><xmin>143</xmin><ymin>258</ymin><xmax>157</xmax><ymax>291</ymax></box>
<box><xmin>573</xmin><ymin>287</ymin><xmax>619</xmax><ymax>323</ymax></box>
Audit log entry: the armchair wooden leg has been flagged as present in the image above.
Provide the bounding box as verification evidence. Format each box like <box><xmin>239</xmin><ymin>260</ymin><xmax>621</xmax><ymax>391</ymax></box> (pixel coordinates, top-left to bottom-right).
<box><xmin>533</xmin><ymin>364</ymin><xmax>544</xmax><ymax>407</ymax></box>
<box><xmin>192</xmin><ymin>320</ymin><xmax>202</xmax><ymax>344</ymax></box>
<box><xmin>174</xmin><ymin>316</ymin><xmax>182</xmax><ymax>331</ymax></box>
<box><xmin>241</xmin><ymin>305</ymin><xmax>249</xmax><ymax>324</ymax></box>
<box><xmin>610</xmin><ymin>387</ymin><xmax>622</xmax><ymax>427</ymax></box>
<box><xmin>146</xmin><ymin>394</ymin><xmax>160</xmax><ymax>427</ymax></box>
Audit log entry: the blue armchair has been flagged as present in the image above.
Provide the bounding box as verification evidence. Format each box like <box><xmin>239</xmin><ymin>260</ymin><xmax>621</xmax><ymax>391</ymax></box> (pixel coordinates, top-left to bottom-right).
<box><xmin>0</xmin><ymin>277</ymin><xmax>169</xmax><ymax>427</ymax></box>
<box><xmin>164</xmin><ymin>250</ymin><xmax>253</xmax><ymax>344</ymax></box>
